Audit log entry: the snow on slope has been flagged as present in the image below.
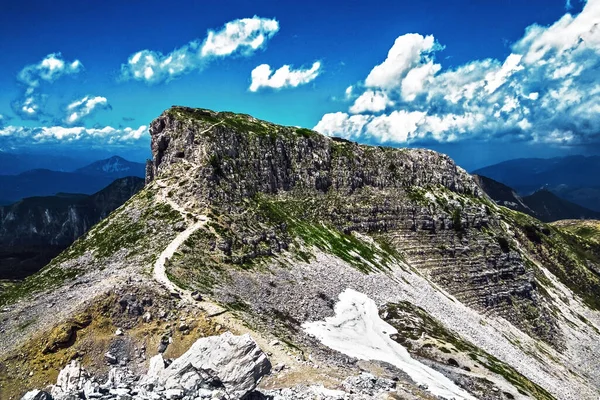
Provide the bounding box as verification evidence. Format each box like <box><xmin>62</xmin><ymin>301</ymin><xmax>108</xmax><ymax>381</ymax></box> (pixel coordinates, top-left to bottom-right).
<box><xmin>303</xmin><ymin>289</ymin><xmax>476</xmax><ymax>400</ymax></box>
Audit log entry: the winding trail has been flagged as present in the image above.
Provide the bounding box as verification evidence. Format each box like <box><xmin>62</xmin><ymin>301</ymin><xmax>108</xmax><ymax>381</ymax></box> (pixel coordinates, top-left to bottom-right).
<box><xmin>150</xmin><ymin>180</ymin><xmax>302</xmax><ymax>374</ymax></box>
<box><xmin>153</xmin><ymin>219</ymin><xmax>205</xmax><ymax>302</ymax></box>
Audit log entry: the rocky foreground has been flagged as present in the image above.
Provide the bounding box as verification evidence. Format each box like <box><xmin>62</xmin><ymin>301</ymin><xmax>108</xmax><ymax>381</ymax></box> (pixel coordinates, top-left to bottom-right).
<box><xmin>21</xmin><ymin>332</ymin><xmax>410</xmax><ymax>400</ymax></box>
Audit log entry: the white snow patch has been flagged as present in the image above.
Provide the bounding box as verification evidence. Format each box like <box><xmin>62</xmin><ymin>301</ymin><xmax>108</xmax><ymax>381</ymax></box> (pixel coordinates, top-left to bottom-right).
<box><xmin>303</xmin><ymin>288</ymin><xmax>476</xmax><ymax>400</ymax></box>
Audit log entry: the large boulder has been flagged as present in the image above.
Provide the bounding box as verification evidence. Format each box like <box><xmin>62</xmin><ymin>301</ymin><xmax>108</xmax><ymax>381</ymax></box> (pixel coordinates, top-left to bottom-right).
<box><xmin>158</xmin><ymin>331</ymin><xmax>271</xmax><ymax>399</ymax></box>
<box><xmin>50</xmin><ymin>360</ymin><xmax>89</xmax><ymax>399</ymax></box>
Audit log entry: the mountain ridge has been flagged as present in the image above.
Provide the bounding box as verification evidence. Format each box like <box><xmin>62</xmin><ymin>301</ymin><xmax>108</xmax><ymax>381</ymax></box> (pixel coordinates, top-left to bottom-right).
<box><xmin>2</xmin><ymin>107</ymin><xmax>600</xmax><ymax>400</ymax></box>
<box><xmin>75</xmin><ymin>155</ymin><xmax>146</xmax><ymax>178</ymax></box>
<box><xmin>473</xmin><ymin>174</ymin><xmax>600</xmax><ymax>222</ymax></box>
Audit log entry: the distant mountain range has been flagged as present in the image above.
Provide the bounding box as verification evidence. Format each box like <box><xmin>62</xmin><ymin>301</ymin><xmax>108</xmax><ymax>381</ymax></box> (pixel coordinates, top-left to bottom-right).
<box><xmin>473</xmin><ymin>155</ymin><xmax>600</xmax><ymax>211</ymax></box>
<box><xmin>0</xmin><ymin>176</ymin><xmax>144</xmax><ymax>280</ymax></box>
<box><xmin>0</xmin><ymin>152</ymin><xmax>89</xmax><ymax>175</ymax></box>
<box><xmin>74</xmin><ymin>155</ymin><xmax>146</xmax><ymax>178</ymax></box>
<box><xmin>0</xmin><ymin>156</ymin><xmax>145</xmax><ymax>205</ymax></box>
<box><xmin>474</xmin><ymin>174</ymin><xmax>600</xmax><ymax>222</ymax></box>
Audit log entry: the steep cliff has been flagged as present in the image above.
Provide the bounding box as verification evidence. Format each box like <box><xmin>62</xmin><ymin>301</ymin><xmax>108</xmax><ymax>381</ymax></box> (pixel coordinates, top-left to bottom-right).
<box><xmin>2</xmin><ymin>107</ymin><xmax>600</xmax><ymax>400</ymax></box>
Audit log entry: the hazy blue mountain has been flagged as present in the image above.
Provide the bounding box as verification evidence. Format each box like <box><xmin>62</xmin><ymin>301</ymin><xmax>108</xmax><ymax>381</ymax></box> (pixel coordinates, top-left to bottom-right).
<box><xmin>0</xmin><ymin>152</ymin><xmax>90</xmax><ymax>175</ymax></box>
<box><xmin>0</xmin><ymin>169</ymin><xmax>115</xmax><ymax>204</ymax></box>
<box><xmin>0</xmin><ymin>156</ymin><xmax>146</xmax><ymax>204</ymax></box>
<box><xmin>474</xmin><ymin>174</ymin><xmax>600</xmax><ymax>222</ymax></box>
<box><xmin>74</xmin><ymin>155</ymin><xmax>145</xmax><ymax>178</ymax></box>
<box><xmin>473</xmin><ymin>155</ymin><xmax>600</xmax><ymax>211</ymax></box>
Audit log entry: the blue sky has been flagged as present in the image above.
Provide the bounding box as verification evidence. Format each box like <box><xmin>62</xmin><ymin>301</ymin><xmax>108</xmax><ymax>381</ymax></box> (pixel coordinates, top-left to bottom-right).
<box><xmin>0</xmin><ymin>0</ymin><xmax>596</xmax><ymax>169</ymax></box>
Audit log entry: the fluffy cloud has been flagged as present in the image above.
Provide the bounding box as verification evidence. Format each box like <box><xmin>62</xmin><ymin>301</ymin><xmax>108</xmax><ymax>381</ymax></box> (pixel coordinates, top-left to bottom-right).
<box><xmin>17</xmin><ymin>53</ymin><xmax>83</xmax><ymax>88</ymax></box>
<box><xmin>249</xmin><ymin>61</ymin><xmax>321</xmax><ymax>92</ymax></box>
<box><xmin>364</xmin><ymin>34</ymin><xmax>440</xmax><ymax>90</ymax></box>
<box><xmin>65</xmin><ymin>96</ymin><xmax>110</xmax><ymax>124</ymax></box>
<box><xmin>349</xmin><ymin>90</ymin><xmax>393</xmax><ymax>113</ymax></box>
<box><xmin>315</xmin><ymin>0</ymin><xmax>600</xmax><ymax>146</ymax></box>
<box><xmin>12</xmin><ymin>94</ymin><xmax>41</xmax><ymax>120</ymax></box>
<box><xmin>201</xmin><ymin>17</ymin><xmax>279</xmax><ymax>57</ymax></box>
<box><xmin>121</xmin><ymin>43</ymin><xmax>200</xmax><ymax>84</ymax></box>
<box><xmin>0</xmin><ymin>124</ymin><xmax>147</xmax><ymax>145</ymax></box>
<box><xmin>13</xmin><ymin>53</ymin><xmax>84</xmax><ymax>120</ymax></box>
<box><xmin>121</xmin><ymin>16</ymin><xmax>279</xmax><ymax>84</ymax></box>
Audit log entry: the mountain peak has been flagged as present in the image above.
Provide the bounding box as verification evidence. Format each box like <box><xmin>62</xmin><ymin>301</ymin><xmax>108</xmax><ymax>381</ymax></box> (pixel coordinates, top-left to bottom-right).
<box><xmin>75</xmin><ymin>155</ymin><xmax>145</xmax><ymax>178</ymax></box>
<box><xmin>147</xmin><ymin>107</ymin><xmax>479</xmax><ymax>200</ymax></box>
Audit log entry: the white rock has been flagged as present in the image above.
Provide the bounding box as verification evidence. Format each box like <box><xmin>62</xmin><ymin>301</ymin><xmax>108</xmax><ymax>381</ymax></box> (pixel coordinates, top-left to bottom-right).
<box><xmin>50</xmin><ymin>360</ymin><xmax>86</xmax><ymax>399</ymax></box>
<box><xmin>159</xmin><ymin>332</ymin><xmax>271</xmax><ymax>399</ymax></box>
<box><xmin>109</xmin><ymin>387</ymin><xmax>131</xmax><ymax>396</ymax></box>
<box><xmin>20</xmin><ymin>390</ymin><xmax>51</xmax><ymax>400</ymax></box>
<box><xmin>106</xmin><ymin>367</ymin><xmax>129</xmax><ymax>387</ymax></box>
<box><xmin>105</xmin><ymin>352</ymin><xmax>118</xmax><ymax>364</ymax></box>
<box><xmin>115</xmin><ymin>328</ymin><xmax>124</xmax><ymax>336</ymax></box>
<box><xmin>196</xmin><ymin>388</ymin><xmax>214</xmax><ymax>398</ymax></box>
<box><xmin>82</xmin><ymin>380</ymin><xmax>99</xmax><ymax>398</ymax></box>
<box><xmin>165</xmin><ymin>388</ymin><xmax>184</xmax><ymax>399</ymax></box>
<box><xmin>147</xmin><ymin>354</ymin><xmax>166</xmax><ymax>378</ymax></box>
<box><xmin>180</xmin><ymin>370</ymin><xmax>202</xmax><ymax>392</ymax></box>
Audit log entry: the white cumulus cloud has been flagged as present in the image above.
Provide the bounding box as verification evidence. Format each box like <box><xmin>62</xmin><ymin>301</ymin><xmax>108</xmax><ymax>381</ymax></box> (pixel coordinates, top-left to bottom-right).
<box><xmin>201</xmin><ymin>17</ymin><xmax>279</xmax><ymax>57</ymax></box>
<box><xmin>249</xmin><ymin>61</ymin><xmax>321</xmax><ymax>92</ymax></box>
<box><xmin>0</xmin><ymin>124</ymin><xmax>148</xmax><ymax>145</ymax></box>
<box><xmin>12</xmin><ymin>53</ymin><xmax>84</xmax><ymax>120</ymax></box>
<box><xmin>365</xmin><ymin>34</ymin><xmax>440</xmax><ymax>90</ymax></box>
<box><xmin>315</xmin><ymin>0</ymin><xmax>600</xmax><ymax>146</ymax></box>
<box><xmin>121</xmin><ymin>16</ymin><xmax>279</xmax><ymax>84</ymax></box>
<box><xmin>17</xmin><ymin>53</ymin><xmax>83</xmax><ymax>88</ymax></box>
<box><xmin>65</xmin><ymin>95</ymin><xmax>110</xmax><ymax>124</ymax></box>
<box><xmin>349</xmin><ymin>90</ymin><xmax>393</xmax><ymax>114</ymax></box>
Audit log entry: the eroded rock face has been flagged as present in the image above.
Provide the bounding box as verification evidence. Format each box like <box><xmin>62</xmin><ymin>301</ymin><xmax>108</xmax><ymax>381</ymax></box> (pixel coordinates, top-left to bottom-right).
<box><xmin>0</xmin><ymin>176</ymin><xmax>144</xmax><ymax>280</ymax></box>
<box><xmin>147</xmin><ymin>107</ymin><xmax>481</xmax><ymax>203</ymax></box>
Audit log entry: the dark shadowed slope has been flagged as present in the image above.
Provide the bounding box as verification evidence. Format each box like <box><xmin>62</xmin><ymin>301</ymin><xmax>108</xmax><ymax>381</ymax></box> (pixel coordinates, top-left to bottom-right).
<box><xmin>0</xmin><ymin>176</ymin><xmax>144</xmax><ymax>279</ymax></box>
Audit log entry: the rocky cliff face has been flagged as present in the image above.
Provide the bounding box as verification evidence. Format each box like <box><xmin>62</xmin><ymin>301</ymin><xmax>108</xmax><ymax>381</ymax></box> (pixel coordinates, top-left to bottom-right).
<box><xmin>3</xmin><ymin>107</ymin><xmax>600</xmax><ymax>400</ymax></box>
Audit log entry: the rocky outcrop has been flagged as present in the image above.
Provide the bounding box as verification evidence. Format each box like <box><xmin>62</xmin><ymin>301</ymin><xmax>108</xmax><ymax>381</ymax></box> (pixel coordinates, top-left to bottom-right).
<box><xmin>150</xmin><ymin>332</ymin><xmax>270</xmax><ymax>399</ymax></box>
<box><xmin>24</xmin><ymin>332</ymin><xmax>270</xmax><ymax>400</ymax></box>
<box><xmin>148</xmin><ymin>107</ymin><xmax>481</xmax><ymax>205</ymax></box>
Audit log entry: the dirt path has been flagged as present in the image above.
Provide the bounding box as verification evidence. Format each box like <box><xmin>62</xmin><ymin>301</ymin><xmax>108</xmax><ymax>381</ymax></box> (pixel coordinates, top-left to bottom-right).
<box><xmin>152</xmin><ymin>219</ymin><xmax>205</xmax><ymax>302</ymax></box>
